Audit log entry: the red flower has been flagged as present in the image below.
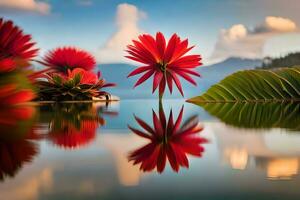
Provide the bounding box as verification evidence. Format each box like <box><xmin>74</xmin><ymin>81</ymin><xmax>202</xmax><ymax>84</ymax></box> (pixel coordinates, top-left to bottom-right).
<box><xmin>0</xmin><ymin>18</ymin><xmax>38</xmax><ymax>62</ymax></box>
<box><xmin>126</xmin><ymin>32</ymin><xmax>202</xmax><ymax>97</ymax></box>
<box><xmin>0</xmin><ymin>58</ymin><xmax>16</xmax><ymax>73</ymax></box>
<box><xmin>128</xmin><ymin>106</ymin><xmax>207</xmax><ymax>173</ymax></box>
<box><xmin>0</xmin><ymin>84</ymin><xmax>35</xmax><ymax>106</ymax></box>
<box><xmin>68</xmin><ymin>68</ymin><xmax>98</xmax><ymax>85</ymax></box>
<box><xmin>48</xmin><ymin>120</ymin><xmax>98</xmax><ymax>149</ymax></box>
<box><xmin>44</xmin><ymin>47</ymin><xmax>96</xmax><ymax>74</ymax></box>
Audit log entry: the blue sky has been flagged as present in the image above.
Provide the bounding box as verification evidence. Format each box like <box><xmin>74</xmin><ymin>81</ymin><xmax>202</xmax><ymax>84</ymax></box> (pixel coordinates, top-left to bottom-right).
<box><xmin>1</xmin><ymin>0</ymin><xmax>300</xmax><ymax>64</ymax></box>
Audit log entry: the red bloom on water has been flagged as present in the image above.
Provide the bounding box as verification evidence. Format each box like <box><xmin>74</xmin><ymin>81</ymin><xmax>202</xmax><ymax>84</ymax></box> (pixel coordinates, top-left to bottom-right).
<box><xmin>48</xmin><ymin>120</ymin><xmax>99</xmax><ymax>149</ymax></box>
<box><xmin>126</xmin><ymin>32</ymin><xmax>202</xmax><ymax>97</ymax></box>
<box><xmin>68</xmin><ymin>68</ymin><xmax>98</xmax><ymax>85</ymax></box>
<box><xmin>0</xmin><ymin>18</ymin><xmax>38</xmax><ymax>62</ymax></box>
<box><xmin>44</xmin><ymin>47</ymin><xmax>96</xmax><ymax>74</ymax></box>
<box><xmin>128</xmin><ymin>106</ymin><xmax>207</xmax><ymax>173</ymax></box>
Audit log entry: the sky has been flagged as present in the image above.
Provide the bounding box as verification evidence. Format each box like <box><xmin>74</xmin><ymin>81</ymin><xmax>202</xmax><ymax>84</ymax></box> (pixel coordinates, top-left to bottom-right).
<box><xmin>1</xmin><ymin>0</ymin><xmax>300</xmax><ymax>64</ymax></box>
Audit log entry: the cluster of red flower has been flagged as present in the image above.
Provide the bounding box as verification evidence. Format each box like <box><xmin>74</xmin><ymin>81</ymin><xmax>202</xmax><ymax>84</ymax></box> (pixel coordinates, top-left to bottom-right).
<box><xmin>0</xmin><ymin>18</ymin><xmax>115</xmax><ymax>102</ymax></box>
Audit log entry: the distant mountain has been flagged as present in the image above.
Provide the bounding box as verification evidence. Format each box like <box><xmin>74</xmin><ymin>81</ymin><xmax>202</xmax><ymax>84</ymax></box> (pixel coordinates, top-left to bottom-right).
<box><xmin>98</xmin><ymin>57</ymin><xmax>262</xmax><ymax>99</ymax></box>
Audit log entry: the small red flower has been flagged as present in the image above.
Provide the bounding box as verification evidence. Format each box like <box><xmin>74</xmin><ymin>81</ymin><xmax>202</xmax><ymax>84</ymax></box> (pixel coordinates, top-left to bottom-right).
<box><xmin>128</xmin><ymin>106</ymin><xmax>207</xmax><ymax>173</ymax></box>
<box><xmin>126</xmin><ymin>32</ymin><xmax>202</xmax><ymax>97</ymax></box>
<box><xmin>0</xmin><ymin>18</ymin><xmax>38</xmax><ymax>62</ymax></box>
<box><xmin>68</xmin><ymin>68</ymin><xmax>98</xmax><ymax>85</ymax></box>
<box><xmin>44</xmin><ymin>47</ymin><xmax>96</xmax><ymax>74</ymax></box>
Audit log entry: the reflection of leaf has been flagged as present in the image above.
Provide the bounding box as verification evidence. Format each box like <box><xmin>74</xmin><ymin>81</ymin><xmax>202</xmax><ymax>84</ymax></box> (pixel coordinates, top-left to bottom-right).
<box><xmin>192</xmin><ymin>102</ymin><xmax>300</xmax><ymax>131</ymax></box>
<box><xmin>188</xmin><ymin>67</ymin><xmax>300</xmax><ymax>103</ymax></box>
<box><xmin>0</xmin><ymin>140</ymin><xmax>39</xmax><ymax>181</ymax></box>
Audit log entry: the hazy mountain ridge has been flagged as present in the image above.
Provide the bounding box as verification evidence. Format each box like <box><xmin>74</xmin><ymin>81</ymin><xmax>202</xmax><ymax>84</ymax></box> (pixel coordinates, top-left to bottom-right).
<box><xmin>98</xmin><ymin>57</ymin><xmax>262</xmax><ymax>99</ymax></box>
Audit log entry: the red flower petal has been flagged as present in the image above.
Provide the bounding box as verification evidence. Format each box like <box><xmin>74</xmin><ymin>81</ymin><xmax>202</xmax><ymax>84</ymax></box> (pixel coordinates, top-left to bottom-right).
<box><xmin>152</xmin><ymin>71</ymin><xmax>163</xmax><ymax>93</ymax></box>
<box><xmin>163</xmin><ymin>34</ymin><xmax>179</xmax><ymax>63</ymax></box>
<box><xmin>133</xmin><ymin>69</ymin><xmax>154</xmax><ymax>88</ymax></box>
<box><xmin>127</xmin><ymin>65</ymin><xmax>152</xmax><ymax>77</ymax></box>
<box><xmin>156</xmin><ymin>32</ymin><xmax>166</xmax><ymax>60</ymax></box>
<box><xmin>159</xmin><ymin>76</ymin><xmax>166</xmax><ymax>97</ymax></box>
<box><xmin>0</xmin><ymin>58</ymin><xmax>16</xmax><ymax>73</ymax></box>
<box><xmin>44</xmin><ymin>47</ymin><xmax>96</xmax><ymax>73</ymax></box>
<box><xmin>170</xmin><ymin>71</ymin><xmax>184</xmax><ymax>96</ymax></box>
<box><xmin>0</xmin><ymin>18</ymin><xmax>38</xmax><ymax>61</ymax></box>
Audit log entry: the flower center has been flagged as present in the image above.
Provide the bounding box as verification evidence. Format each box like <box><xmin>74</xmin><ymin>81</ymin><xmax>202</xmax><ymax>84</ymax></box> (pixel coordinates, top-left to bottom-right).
<box><xmin>162</xmin><ymin>133</ymin><xmax>168</xmax><ymax>144</ymax></box>
<box><xmin>157</xmin><ymin>62</ymin><xmax>167</xmax><ymax>72</ymax></box>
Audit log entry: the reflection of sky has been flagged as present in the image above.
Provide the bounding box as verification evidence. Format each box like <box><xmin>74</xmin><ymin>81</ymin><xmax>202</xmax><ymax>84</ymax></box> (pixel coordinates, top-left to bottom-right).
<box><xmin>102</xmin><ymin>100</ymin><xmax>215</xmax><ymax>131</ymax></box>
<box><xmin>1</xmin><ymin>101</ymin><xmax>300</xmax><ymax>199</ymax></box>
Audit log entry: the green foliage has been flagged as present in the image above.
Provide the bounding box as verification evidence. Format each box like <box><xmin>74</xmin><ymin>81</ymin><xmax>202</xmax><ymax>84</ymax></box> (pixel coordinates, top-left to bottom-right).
<box><xmin>260</xmin><ymin>52</ymin><xmax>300</xmax><ymax>69</ymax></box>
<box><xmin>190</xmin><ymin>102</ymin><xmax>300</xmax><ymax>131</ymax></box>
<box><xmin>188</xmin><ymin>66</ymin><xmax>300</xmax><ymax>103</ymax></box>
<box><xmin>36</xmin><ymin>74</ymin><xmax>110</xmax><ymax>101</ymax></box>
<box><xmin>0</xmin><ymin>70</ymin><xmax>35</xmax><ymax>92</ymax></box>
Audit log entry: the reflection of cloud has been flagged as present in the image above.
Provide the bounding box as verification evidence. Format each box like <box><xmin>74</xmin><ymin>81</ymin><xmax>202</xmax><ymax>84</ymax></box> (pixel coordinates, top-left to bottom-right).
<box><xmin>0</xmin><ymin>0</ymin><xmax>50</xmax><ymax>14</ymax></box>
<box><xmin>210</xmin><ymin>16</ymin><xmax>298</xmax><ymax>63</ymax></box>
<box><xmin>100</xmin><ymin>133</ymin><xmax>147</xmax><ymax>186</ymax></box>
<box><xmin>97</xmin><ymin>3</ymin><xmax>146</xmax><ymax>63</ymax></box>
<box><xmin>267</xmin><ymin>158</ymin><xmax>299</xmax><ymax>180</ymax></box>
<box><xmin>0</xmin><ymin>168</ymin><xmax>53</xmax><ymax>200</ymax></box>
<box><xmin>224</xmin><ymin>148</ymin><xmax>248</xmax><ymax>170</ymax></box>
<box><xmin>213</xmin><ymin>123</ymin><xmax>300</xmax><ymax>179</ymax></box>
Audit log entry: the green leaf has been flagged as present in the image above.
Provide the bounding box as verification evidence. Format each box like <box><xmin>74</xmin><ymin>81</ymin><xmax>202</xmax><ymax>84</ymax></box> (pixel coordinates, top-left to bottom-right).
<box><xmin>188</xmin><ymin>66</ymin><xmax>300</xmax><ymax>103</ymax></box>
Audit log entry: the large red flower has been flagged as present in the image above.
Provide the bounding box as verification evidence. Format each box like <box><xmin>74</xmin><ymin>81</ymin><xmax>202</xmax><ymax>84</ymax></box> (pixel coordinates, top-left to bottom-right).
<box><xmin>0</xmin><ymin>58</ymin><xmax>16</xmax><ymax>73</ymax></box>
<box><xmin>43</xmin><ymin>47</ymin><xmax>96</xmax><ymax>74</ymax></box>
<box><xmin>126</xmin><ymin>32</ymin><xmax>202</xmax><ymax>97</ymax></box>
<box><xmin>0</xmin><ymin>18</ymin><xmax>38</xmax><ymax>62</ymax></box>
<box><xmin>128</xmin><ymin>106</ymin><xmax>207</xmax><ymax>173</ymax></box>
<box><xmin>0</xmin><ymin>84</ymin><xmax>35</xmax><ymax>106</ymax></box>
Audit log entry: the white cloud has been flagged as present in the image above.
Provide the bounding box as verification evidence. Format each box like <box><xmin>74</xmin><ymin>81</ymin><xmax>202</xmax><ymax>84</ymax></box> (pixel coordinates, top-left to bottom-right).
<box><xmin>97</xmin><ymin>3</ymin><xmax>146</xmax><ymax>63</ymax></box>
<box><xmin>0</xmin><ymin>0</ymin><xmax>50</xmax><ymax>14</ymax></box>
<box><xmin>210</xmin><ymin>16</ymin><xmax>298</xmax><ymax>63</ymax></box>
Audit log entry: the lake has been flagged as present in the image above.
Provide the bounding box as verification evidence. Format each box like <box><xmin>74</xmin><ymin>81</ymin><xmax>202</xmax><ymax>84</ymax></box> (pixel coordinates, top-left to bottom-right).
<box><xmin>0</xmin><ymin>99</ymin><xmax>299</xmax><ymax>200</ymax></box>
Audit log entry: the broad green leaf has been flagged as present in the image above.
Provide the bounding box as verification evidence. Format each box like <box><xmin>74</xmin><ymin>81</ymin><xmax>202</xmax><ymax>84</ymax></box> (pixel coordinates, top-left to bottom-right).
<box><xmin>188</xmin><ymin>66</ymin><xmax>300</xmax><ymax>103</ymax></box>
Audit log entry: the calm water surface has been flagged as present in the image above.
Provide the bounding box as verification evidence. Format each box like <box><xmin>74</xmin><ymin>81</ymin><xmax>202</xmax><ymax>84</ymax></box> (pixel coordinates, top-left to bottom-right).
<box><xmin>0</xmin><ymin>100</ymin><xmax>300</xmax><ymax>200</ymax></box>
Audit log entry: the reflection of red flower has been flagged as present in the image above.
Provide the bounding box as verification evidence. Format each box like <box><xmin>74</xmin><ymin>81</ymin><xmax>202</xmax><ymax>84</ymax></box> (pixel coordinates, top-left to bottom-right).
<box><xmin>0</xmin><ymin>18</ymin><xmax>38</xmax><ymax>62</ymax></box>
<box><xmin>126</xmin><ymin>32</ymin><xmax>202</xmax><ymax>97</ymax></box>
<box><xmin>68</xmin><ymin>68</ymin><xmax>98</xmax><ymax>84</ymax></box>
<box><xmin>44</xmin><ymin>47</ymin><xmax>96</xmax><ymax>74</ymax></box>
<box><xmin>0</xmin><ymin>140</ymin><xmax>38</xmax><ymax>181</ymax></box>
<box><xmin>49</xmin><ymin>120</ymin><xmax>98</xmax><ymax>149</ymax></box>
<box><xmin>128</xmin><ymin>106</ymin><xmax>207</xmax><ymax>173</ymax></box>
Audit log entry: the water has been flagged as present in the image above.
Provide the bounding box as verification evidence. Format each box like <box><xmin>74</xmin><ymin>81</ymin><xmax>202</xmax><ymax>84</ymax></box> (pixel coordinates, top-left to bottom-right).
<box><xmin>0</xmin><ymin>100</ymin><xmax>300</xmax><ymax>200</ymax></box>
